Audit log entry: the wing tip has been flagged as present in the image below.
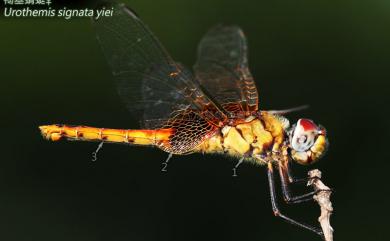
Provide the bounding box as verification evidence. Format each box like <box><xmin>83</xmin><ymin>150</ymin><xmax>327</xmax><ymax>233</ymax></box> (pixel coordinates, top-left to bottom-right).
<box><xmin>122</xmin><ymin>5</ymin><xmax>140</xmax><ymax>19</ymax></box>
<box><xmin>209</xmin><ymin>24</ymin><xmax>242</xmax><ymax>31</ymax></box>
<box><xmin>91</xmin><ymin>1</ymin><xmax>140</xmax><ymax>23</ymax></box>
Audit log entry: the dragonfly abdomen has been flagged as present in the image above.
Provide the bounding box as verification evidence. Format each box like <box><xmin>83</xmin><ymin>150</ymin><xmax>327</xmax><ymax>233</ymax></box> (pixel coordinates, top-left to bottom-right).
<box><xmin>39</xmin><ymin>124</ymin><xmax>173</xmax><ymax>146</ymax></box>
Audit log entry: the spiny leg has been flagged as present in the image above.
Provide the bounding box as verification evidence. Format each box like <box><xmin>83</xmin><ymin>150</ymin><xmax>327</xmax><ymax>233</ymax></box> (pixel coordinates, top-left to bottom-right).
<box><xmin>161</xmin><ymin>153</ymin><xmax>173</xmax><ymax>172</ymax></box>
<box><xmin>278</xmin><ymin>162</ymin><xmax>317</xmax><ymax>204</ymax></box>
<box><xmin>232</xmin><ymin>157</ymin><xmax>244</xmax><ymax>177</ymax></box>
<box><xmin>267</xmin><ymin>162</ymin><xmax>323</xmax><ymax>237</ymax></box>
<box><xmin>278</xmin><ymin>161</ymin><xmax>329</xmax><ymax>204</ymax></box>
<box><xmin>91</xmin><ymin>142</ymin><xmax>104</xmax><ymax>162</ymax></box>
<box><xmin>284</xmin><ymin>161</ymin><xmax>317</xmax><ymax>184</ymax></box>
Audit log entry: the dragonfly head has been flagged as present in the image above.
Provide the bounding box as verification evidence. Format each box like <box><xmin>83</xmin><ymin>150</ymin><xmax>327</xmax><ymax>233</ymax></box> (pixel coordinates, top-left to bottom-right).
<box><xmin>288</xmin><ymin>119</ymin><xmax>328</xmax><ymax>165</ymax></box>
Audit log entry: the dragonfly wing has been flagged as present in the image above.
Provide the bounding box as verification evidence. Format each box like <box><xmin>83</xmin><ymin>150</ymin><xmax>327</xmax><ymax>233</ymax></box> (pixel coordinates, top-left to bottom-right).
<box><xmin>92</xmin><ymin>3</ymin><xmax>223</xmax><ymax>153</ymax></box>
<box><xmin>194</xmin><ymin>25</ymin><xmax>259</xmax><ymax>117</ymax></box>
<box><xmin>158</xmin><ymin>109</ymin><xmax>218</xmax><ymax>154</ymax></box>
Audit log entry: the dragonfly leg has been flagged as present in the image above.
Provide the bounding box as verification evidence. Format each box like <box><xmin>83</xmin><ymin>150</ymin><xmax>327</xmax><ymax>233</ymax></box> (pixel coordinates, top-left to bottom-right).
<box><xmin>161</xmin><ymin>153</ymin><xmax>173</xmax><ymax>172</ymax></box>
<box><xmin>91</xmin><ymin>142</ymin><xmax>104</xmax><ymax>161</ymax></box>
<box><xmin>267</xmin><ymin>162</ymin><xmax>324</xmax><ymax>237</ymax></box>
<box><xmin>284</xmin><ymin>161</ymin><xmax>318</xmax><ymax>184</ymax></box>
<box><xmin>232</xmin><ymin>157</ymin><xmax>244</xmax><ymax>177</ymax></box>
<box><xmin>278</xmin><ymin>162</ymin><xmax>329</xmax><ymax>204</ymax></box>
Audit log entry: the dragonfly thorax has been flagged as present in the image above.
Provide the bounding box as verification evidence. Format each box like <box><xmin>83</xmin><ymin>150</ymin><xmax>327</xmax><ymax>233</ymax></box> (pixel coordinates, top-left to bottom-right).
<box><xmin>195</xmin><ymin>112</ymin><xmax>287</xmax><ymax>165</ymax></box>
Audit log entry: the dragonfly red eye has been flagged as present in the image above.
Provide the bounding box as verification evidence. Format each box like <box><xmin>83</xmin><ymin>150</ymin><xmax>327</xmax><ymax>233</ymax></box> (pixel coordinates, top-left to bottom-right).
<box><xmin>298</xmin><ymin>119</ymin><xmax>318</xmax><ymax>132</ymax></box>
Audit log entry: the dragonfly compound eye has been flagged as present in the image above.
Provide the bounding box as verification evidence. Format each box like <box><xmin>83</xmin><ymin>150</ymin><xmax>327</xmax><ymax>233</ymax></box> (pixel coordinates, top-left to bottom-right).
<box><xmin>290</xmin><ymin>119</ymin><xmax>328</xmax><ymax>165</ymax></box>
<box><xmin>291</xmin><ymin>119</ymin><xmax>317</xmax><ymax>152</ymax></box>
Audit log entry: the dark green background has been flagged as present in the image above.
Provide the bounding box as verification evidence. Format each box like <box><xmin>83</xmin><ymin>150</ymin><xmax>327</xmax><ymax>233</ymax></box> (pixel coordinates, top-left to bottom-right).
<box><xmin>1</xmin><ymin>0</ymin><xmax>389</xmax><ymax>240</ymax></box>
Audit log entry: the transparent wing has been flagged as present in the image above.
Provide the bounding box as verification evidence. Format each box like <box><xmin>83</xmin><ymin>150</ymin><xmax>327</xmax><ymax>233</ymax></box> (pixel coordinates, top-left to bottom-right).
<box><xmin>158</xmin><ymin>109</ymin><xmax>218</xmax><ymax>154</ymax></box>
<box><xmin>92</xmin><ymin>3</ymin><xmax>224</xmax><ymax>153</ymax></box>
<box><xmin>93</xmin><ymin>3</ymin><xmax>227</xmax><ymax>128</ymax></box>
<box><xmin>194</xmin><ymin>25</ymin><xmax>259</xmax><ymax>117</ymax></box>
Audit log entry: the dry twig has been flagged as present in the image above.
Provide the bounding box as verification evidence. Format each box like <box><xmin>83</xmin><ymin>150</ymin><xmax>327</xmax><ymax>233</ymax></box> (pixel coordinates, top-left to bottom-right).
<box><xmin>307</xmin><ymin>169</ymin><xmax>334</xmax><ymax>241</ymax></box>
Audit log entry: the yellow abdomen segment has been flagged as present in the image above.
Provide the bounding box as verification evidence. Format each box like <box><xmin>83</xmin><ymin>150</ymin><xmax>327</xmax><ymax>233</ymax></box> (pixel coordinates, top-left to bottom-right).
<box><xmin>39</xmin><ymin>124</ymin><xmax>173</xmax><ymax>146</ymax></box>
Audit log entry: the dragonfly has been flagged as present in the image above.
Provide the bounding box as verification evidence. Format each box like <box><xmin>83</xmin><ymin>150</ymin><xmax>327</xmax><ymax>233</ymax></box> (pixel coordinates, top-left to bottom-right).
<box><xmin>39</xmin><ymin>3</ymin><xmax>329</xmax><ymax>238</ymax></box>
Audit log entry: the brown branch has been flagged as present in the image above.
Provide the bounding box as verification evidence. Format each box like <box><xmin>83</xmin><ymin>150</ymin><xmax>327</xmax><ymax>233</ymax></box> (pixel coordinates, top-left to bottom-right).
<box><xmin>307</xmin><ymin>169</ymin><xmax>334</xmax><ymax>241</ymax></box>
